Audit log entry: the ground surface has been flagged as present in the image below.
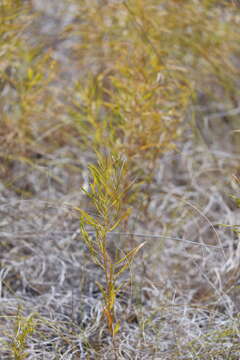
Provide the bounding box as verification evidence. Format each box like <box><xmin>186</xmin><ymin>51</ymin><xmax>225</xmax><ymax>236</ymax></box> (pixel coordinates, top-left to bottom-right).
<box><xmin>1</xmin><ymin>132</ymin><xmax>240</xmax><ymax>359</ymax></box>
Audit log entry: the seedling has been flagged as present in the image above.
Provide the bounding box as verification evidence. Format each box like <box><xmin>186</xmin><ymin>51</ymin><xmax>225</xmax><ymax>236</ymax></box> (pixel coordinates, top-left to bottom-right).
<box><xmin>75</xmin><ymin>152</ymin><xmax>144</xmax><ymax>338</ymax></box>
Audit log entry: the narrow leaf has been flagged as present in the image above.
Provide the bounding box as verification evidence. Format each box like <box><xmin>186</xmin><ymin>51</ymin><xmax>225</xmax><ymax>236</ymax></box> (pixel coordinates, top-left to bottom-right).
<box><xmin>113</xmin><ymin>321</ymin><xmax>121</xmax><ymax>336</ymax></box>
<box><xmin>115</xmin><ymin>242</ymin><xmax>145</xmax><ymax>266</ymax></box>
<box><xmin>75</xmin><ymin>207</ymin><xmax>98</xmax><ymax>226</ymax></box>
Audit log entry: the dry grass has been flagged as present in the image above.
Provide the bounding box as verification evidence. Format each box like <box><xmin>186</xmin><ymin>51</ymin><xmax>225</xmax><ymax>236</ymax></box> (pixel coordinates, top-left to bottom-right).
<box><xmin>1</xmin><ymin>138</ymin><xmax>239</xmax><ymax>359</ymax></box>
<box><xmin>0</xmin><ymin>0</ymin><xmax>240</xmax><ymax>359</ymax></box>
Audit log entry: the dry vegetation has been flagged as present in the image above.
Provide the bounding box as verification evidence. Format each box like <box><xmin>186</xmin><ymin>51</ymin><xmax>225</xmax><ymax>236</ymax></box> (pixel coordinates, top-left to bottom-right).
<box><xmin>0</xmin><ymin>0</ymin><xmax>240</xmax><ymax>359</ymax></box>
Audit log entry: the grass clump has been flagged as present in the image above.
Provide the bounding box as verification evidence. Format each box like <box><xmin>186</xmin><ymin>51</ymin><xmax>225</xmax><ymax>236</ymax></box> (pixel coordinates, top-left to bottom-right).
<box><xmin>5</xmin><ymin>307</ymin><xmax>36</xmax><ymax>360</ymax></box>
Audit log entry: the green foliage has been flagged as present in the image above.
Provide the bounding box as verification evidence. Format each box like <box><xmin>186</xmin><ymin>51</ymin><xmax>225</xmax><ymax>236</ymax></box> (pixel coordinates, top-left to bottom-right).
<box><xmin>7</xmin><ymin>307</ymin><xmax>36</xmax><ymax>360</ymax></box>
<box><xmin>67</xmin><ymin>0</ymin><xmax>240</xmax><ymax>180</ymax></box>
<box><xmin>0</xmin><ymin>0</ymin><xmax>61</xmax><ymax>158</ymax></box>
<box><xmin>68</xmin><ymin>0</ymin><xmax>192</xmax><ymax>181</ymax></box>
<box><xmin>1</xmin><ymin>0</ymin><xmax>239</xmax><ymax>181</ymax></box>
<box><xmin>76</xmin><ymin>153</ymin><xmax>144</xmax><ymax>337</ymax></box>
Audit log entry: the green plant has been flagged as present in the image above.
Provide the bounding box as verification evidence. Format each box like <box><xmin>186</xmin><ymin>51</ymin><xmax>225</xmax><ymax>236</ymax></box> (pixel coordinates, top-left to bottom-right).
<box><xmin>8</xmin><ymin>306</ymin><xmax>36</xmax><ymax>360</ymax></box>
<box><xmin>67</xmin><ymin>0</ymin><xmax>240</xmax><ymax>163</ymax></box>
<box><xmin>75</xmin><ymin>152</ymin><xmax>144</xmax><ymax>338</ymax></box>
<box><xmin>68</xmin><ymin>0</ymin><xmax>192</xmax><ymax>184</ymax></box>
